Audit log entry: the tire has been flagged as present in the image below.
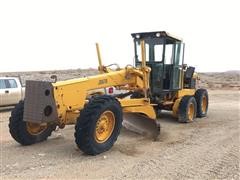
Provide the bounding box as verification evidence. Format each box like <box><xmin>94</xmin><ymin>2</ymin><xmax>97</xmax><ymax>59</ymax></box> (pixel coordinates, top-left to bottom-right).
<box><xmin>9</xmin><ymin>101</ymin><xmax>56</xmax><ymax>145</ymax></box>
<box><xmin>178</xmin><ymin>96</ymin><xmax>197</xmax><ymax>123</ymax></box>
<box><xmin>74</xmin><ymin>95</ymin><xmax>123</xmax><ymax>155</ymax></box>
<box><xmin>195</xmin><ymin>89</ymin><xmax>209</xmax><ymax>117</ymax></box>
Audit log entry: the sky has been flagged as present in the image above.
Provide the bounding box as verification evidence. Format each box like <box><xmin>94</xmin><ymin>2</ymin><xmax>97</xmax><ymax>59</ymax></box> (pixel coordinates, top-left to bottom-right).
<box><xmin>0</xmin><ymin>0</ymin><xmax>239</xmax><ymax>72</ymax></box>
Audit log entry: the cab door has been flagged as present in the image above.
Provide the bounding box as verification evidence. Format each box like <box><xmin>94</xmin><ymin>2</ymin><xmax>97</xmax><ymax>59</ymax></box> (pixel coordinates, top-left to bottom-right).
<box><xmin>172</xmin><ymin>43</ymin><xmax>184</xmax><ymax>90</ymax></box>
<box><xmin>5</xmin><ymin>79</ymin><xmax>21</xmax><ymax>105</ymax></box>
<box><xmin>0</xmin><ymin>79</ymin><xmax>8</xmax><ymax>106</ymax></box>
<box><xmin>150</xmin><ymin>43</ymin><xmax>164</xmax><ymax>94</ymax></box>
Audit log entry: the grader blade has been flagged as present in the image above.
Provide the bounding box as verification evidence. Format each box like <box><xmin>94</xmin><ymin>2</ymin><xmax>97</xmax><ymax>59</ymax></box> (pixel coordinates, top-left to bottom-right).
<box><xmin>123</xmin><ymin>113</ymin><xmax>160</xmax><ymax>140</ymax></box>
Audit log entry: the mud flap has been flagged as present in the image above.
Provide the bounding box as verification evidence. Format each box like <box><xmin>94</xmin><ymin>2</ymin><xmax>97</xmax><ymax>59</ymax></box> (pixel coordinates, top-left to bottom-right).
<box><xmin>123</xmin><ymin>113</ymin><xmax>160</xmax><ymax>140</ymax></box>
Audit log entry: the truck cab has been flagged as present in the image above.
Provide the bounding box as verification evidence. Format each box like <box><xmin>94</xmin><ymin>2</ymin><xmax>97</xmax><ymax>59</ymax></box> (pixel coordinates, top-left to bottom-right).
<box><xmin>0</xmin><ymin>77</ymin><xmax>25</xmax><ymax>107</ymax></box>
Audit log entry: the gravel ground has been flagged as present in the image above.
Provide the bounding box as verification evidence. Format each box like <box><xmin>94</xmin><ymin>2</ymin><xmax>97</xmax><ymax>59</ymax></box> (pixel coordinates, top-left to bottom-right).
<box><xmin>0</xmin><ymin>90</ymin><xmax>240</xmax><ymax>179</ymax></box>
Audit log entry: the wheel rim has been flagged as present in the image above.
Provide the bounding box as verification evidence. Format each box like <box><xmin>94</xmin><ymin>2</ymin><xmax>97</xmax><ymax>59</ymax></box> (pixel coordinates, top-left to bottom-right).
<box><xmin>201</xmin><ymin>95</ymin><xmax>207</xmax><ymax>113</ymax></box>
<box><xmin>188</xmin><ymin>103</ymin><xmax>194</xmax><ymax>121</ymax></box>
<box><xmin>95</xmin><ymin>111</ymin><xmax>115</xmax><ymax>143</ymax></box>
<box><xmin>26</xmin><ymin>122</ymin><xmax>47</xmax><ymax>135</ymax></box>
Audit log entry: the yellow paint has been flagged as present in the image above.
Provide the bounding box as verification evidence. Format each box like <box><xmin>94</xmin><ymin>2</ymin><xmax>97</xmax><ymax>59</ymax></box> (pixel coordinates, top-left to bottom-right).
<box><xmin>94</xmin><ymin>110</ymin><xmax>115</xmax><ymax>143</ymax></box>
<box><xmin>96</xmin><ymin>43</ymin><xmax>103</xmax><ymax>73</ymax></box>
<box><xmin>141</xmin><ymin>40</ymin><xmax>146</xmax><ymax>68</ymax></box>
<box><xmin>123</xmin><ymin>105</ymin><xmax>156</xmax><ymax>119</ymax></box>
<box><xmin>49</xmin><ymin>40</ymin><xmax>197</xmax><ymax>126</ymax></box>
<box><xmin>140</xmin><ymin>40</ymin><xmax>150</xmax><ymax>98</ymax></box>
<box><xmin>51</xmin><ymin>69</ymin><xmax>196</xmax><ymax>125</ymax></box>
<box><xmin>172</xmin><ymin>98</ymin><xmax>181</xmax><ymax>117</ymax></box>
<box><xmin>176</xmin><ymin>89</ymin><xmax>195</xmax><ymax>98</ymax></box>
<box><xmin>188</xmin><ymin>102</ymin><xmax>194</xmax><ymax>121</ymax></box>
<box><xmin>52</xmin><ymin>66</ymin><xmax>151</xmax><ymax>124</ymax></box>
<box><xmin>120</xmin><ymin>98</ymin><xmax>156</xmax><ymax>119</ymax></box>
<box><xmin>118</xmin><ymin>98</ymin><xmax>150</xmax><ymax>107</ymax></box>
<box><xmin>63</xmin><ymin>98</ymin><xmax>156</xmax><ymax>125</ymax></box>
<box><xmin>172</xmin><ymin>89</ymin><xmax>197</xmax><ymax>118</ymax></box>
<box><xmin>26</xmin><ymin>122</ymin><xmax>47</xmax><ymax>135</ymax></box>
<box><xmin>65</xmin><ymin>110</ymin><xmax>80</xmax><ymax>125</ymax></box>
<box><xmin>202</xmin><ymin>95</ymin><xmax>207</xmax><ymax>113</ymax></box>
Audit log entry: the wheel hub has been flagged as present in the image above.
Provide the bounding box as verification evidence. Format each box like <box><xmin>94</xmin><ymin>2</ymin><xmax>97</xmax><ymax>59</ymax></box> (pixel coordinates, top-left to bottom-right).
<box><xmin>201</xmin><ymin>95</ymin><xmax>207</xmax><ymax>113</ymax></box>
<box><xmin>26</xmin><ymin>122</ymin><xmax>47</xmax><ymax>135</ymax></box>
<box><xmin>188</xmin><ymin>103</ymin><xmax>194</xmax><ymax>121</ymax></box>
<box><xmin>95</xmin><ymin>111</ymin><xmax>115</xmax><ymax>143</ymax></box>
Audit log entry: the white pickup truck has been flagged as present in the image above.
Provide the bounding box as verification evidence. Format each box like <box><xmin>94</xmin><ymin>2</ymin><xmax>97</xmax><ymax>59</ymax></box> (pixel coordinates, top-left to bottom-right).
<box><xmin>0</xmin><ymin>77</ymin><xmax>25</xmax><ymax>107</ymax></box>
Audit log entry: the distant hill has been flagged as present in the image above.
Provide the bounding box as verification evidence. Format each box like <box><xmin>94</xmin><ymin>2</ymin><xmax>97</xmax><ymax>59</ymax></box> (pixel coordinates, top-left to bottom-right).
<box><xmin>0</xmin><ymin>69</ymin><xmax>239</xmax><ymax>90</ymax></box>
<box><xmin>0</xmin><ymin>69</ymin><xmax>98</xmax><ymax>86</ymax></box>
<box><xmin>198</xmin><ymin>71</ymin><xmax>240</xmax><ymax>90</ymax></box>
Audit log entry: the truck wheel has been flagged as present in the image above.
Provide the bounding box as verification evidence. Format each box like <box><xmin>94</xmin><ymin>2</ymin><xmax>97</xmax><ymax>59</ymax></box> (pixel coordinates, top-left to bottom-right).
<box><xmin>9</xmin><ymin>101</ymin><xmax>56</xmax><ymax>145</ymax></box>
<box><xmin>195</xmin><ymin>89</ymin><xmax>208</xmax><ymax>117</ymax></box>
<box><xmin>75</xmin><ymin>95</ymin><xmax>123</xmax><ymax>155</ymax></box>
<box><xmin>178</xmin><ymin>96</ymin><xmax>197</xmax><ymax>123</ymax></box>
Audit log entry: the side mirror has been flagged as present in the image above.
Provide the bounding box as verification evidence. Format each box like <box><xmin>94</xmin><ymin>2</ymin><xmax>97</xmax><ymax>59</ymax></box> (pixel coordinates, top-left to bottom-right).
<box><xmin>183</xmin><ymin>64</ymin><xmax>188</xmax><ymax>70</ymax></box>
<box><xmin>50</xmin><ymin>75</ymin><xmax>57</xmax><ymax>83</ymax></box>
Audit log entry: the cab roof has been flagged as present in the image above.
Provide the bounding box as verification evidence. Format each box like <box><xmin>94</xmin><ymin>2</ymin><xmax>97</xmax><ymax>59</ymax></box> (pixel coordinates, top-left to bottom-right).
<box><xmin>131</xmin><ymin>31</ymin><xmax>182</xmax><ymax>42</ymax></box>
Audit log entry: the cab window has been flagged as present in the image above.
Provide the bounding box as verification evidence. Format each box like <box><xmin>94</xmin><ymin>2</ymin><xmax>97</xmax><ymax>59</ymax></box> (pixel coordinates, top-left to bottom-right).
<box><xmin>0</xmin><ymin>80</ymin><xmax>6</xmax><ymax>89</ymax></box>
<box><xmin>165</xmin><ymin>44</ymin><xmax>174</xmax><ymax>64</ymax></box>
<box><xmin>136</xmin><ymin>42</ymin><xmax>150</xmax><ymax>62</ymax></box>
<box><xmin>154</xmin><ymin>44</ymin><xmax>163</xmax><ymax>62</ymax></box>
<box><xmin>6</xmin><ymin>79</ymin><xmax>18</xmax><ymax>88</ymax></box>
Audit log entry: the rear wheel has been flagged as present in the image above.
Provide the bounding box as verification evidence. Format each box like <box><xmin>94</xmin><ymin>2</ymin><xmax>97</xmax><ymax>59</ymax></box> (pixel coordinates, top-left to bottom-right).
<box><xmin>9</xmin><ymin>101</ymin><xmax>56</xmax><ymax>145</ymax></box>
<box><xmin>195</xmin><ymin>89</ymin><xmax>208</xmax><ymax>117</ymax></box>
<box><xmin>178</xmin><ymin>96</ymin><xmax>197</xmax><ymax>123</ymax></box>
<box><xmin>75</xmin><ymin>95</ymin><xmax>123</xmax><ymax>155</ymax></box>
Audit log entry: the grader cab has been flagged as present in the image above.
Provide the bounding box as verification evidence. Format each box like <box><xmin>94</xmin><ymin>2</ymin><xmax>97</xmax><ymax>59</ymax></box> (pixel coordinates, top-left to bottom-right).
<box><xmin>9</xmin><ymin>31</ymin><xmax>208</xmax><ymax>155</ymax></box>
<box><xmin>131</xmin><ymin>32</ymin><xmax>204</xmax><ymax>117</ymax></box>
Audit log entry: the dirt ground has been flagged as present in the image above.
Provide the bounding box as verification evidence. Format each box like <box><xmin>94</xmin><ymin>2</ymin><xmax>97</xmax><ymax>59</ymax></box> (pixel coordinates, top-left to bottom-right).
<box><xmin>1</xmin><ymin>90</ymin><xmax>239</xmax><ymax>179</ymax></box>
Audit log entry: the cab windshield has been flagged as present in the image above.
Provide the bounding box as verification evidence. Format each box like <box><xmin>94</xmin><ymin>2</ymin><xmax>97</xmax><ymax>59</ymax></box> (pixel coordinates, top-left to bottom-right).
<box><xmin>134</xmin><ymin>39</ymin><xmax>183</xmax><ymax>65</ymax></box>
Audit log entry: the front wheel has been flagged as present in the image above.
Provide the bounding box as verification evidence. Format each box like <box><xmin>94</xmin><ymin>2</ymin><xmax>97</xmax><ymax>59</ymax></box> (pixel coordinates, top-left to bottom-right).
<box><xmin>9</xmin><ymin>101</ymin><xmax>56</xmax><ymax>145</ymax></box>
<box><xmin>74</xmin><ymin>95</ymin><xmax>123</xmax><ymax>155</ymax></box>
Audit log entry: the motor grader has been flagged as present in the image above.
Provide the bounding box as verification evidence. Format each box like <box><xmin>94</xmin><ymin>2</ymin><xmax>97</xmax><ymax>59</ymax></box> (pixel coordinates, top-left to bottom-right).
<box><xmin>9</xmin><ymin>31</ymin><xmax>208</xmax><ymax>155</ymax></box>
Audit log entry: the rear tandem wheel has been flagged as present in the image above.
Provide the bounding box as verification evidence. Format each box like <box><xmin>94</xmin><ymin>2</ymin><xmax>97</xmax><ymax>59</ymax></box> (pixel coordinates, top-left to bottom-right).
<box><xmin>195</xmin><ymin>88</ymin><xmax>209</xmax><ymax>117</ymax></box>
<box><xmin>178</xmin><ymin>96</ymin><xmax>197</xmax><ymax>123</ymax></box>
<box><xmin>9</xmin><ymin>101</ymin><xmax>56</xmax><ymax>145</ymax></box>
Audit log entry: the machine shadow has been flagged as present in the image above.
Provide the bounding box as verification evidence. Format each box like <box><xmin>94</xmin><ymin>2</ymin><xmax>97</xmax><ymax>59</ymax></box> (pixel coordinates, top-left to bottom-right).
<box><xmin>158</xmin><ymin>111</ymin><xmax>180</xmax><ymax>124</ymax></box>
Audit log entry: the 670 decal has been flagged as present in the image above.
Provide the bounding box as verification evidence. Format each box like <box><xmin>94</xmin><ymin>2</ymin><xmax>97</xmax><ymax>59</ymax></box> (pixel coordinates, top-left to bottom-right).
<box><xmin>98</xmin><ymin>79</ymin><xmax>108</xmax><ymax>85</ymax></box>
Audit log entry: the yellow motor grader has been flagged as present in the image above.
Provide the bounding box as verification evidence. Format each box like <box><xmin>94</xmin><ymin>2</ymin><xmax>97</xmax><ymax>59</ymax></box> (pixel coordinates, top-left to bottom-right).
<box><xmin>9</xmin><ymin>31</ymin><xmax>208</xmax><ymax>155</ymax></box>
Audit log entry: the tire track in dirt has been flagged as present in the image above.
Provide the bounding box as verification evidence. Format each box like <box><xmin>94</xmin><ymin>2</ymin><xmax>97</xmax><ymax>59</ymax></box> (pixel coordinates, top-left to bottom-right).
<box><xmin>110</xmin><ymin>91</ymin><xmax>240</xmax><ymax>179</ymax></box>
<box><xmin>113</xmin><ymin>127</ymin><xmax>239</xmax><ymax>179</ymax></box>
